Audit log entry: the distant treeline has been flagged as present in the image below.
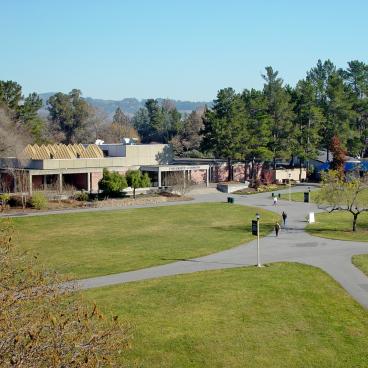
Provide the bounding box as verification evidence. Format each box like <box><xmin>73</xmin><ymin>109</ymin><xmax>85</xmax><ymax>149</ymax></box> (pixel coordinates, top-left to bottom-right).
<box><xmin>1</xmin><ymin>59</ymin><xmax>368</xmax><ymax>165</ymax></box>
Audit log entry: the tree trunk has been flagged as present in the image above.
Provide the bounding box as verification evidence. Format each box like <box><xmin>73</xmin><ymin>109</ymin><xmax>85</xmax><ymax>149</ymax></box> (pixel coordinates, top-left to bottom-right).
<box><xmin>133</xmin><ymin>187</ymin><xmax>136</xmax><ymax>199</ymax></box>
<box><xmin>299</xmin><ymin>160</ymin><xmax>303</xmax><ymax>182</ymax></box>
<box><xmin>352</xmin><ymin>213</ymin><xmax>358</xmax><ymax>232</ymax></box>
<box><xmin>227</xmin><ymin>157</ymin><xmax>232</xmax><ymax>182</ymax></box>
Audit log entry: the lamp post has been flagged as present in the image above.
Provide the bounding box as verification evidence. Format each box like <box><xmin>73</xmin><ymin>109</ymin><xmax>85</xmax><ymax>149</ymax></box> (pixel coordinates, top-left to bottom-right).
<box><xmin>308</xmin><ymin>186</ymin><xmax>311</xmax><ymax>202</ymax></box>
<box><xmin>256</xmin><ymin>213</ymin><xmax>261</xmax><ymax>267</ymax></box>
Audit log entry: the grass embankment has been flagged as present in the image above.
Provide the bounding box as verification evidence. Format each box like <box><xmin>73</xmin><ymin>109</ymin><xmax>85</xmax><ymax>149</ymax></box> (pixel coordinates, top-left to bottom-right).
<box><xmin>84</xmin><ymin>263</ymin><xmax>368</xmax><ymax>368</ymax></box>
<box><xmin>307</xmin><ymin>211</ymin><xmax>368</xmax><ymax>242</ymax></box>
<box><xmin>352</xmin><ymin>254</ymin><xmax>368</xmax><ymax>276</ymax></box>
<box><xmin>13</xmin><ymin>203</ymin><xmax>278</xmax><ymax>279</ymax></box>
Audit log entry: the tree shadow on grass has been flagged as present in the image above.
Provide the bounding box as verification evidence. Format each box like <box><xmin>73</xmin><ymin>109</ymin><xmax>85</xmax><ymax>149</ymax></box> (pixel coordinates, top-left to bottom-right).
<box><xmin>211</xmin><ymin>224</ymin><xmax>275</xmax><ymax>233</ymax></box>
<box><xmin>159</xmin><ymin>257</ymin><xmax>246</xmax><ymax>267</ymax></box>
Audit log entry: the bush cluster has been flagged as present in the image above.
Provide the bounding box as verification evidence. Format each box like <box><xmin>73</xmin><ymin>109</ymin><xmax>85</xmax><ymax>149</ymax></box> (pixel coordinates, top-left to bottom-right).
<box><xmin>29</xmin><ymin>192</ymin><xmax>48</xmax><ymax>210</ymax></box>
<box><xmin>98</xmin><ymin>169</ymin><xmax>151</xmax><ymax>198</ymax></box>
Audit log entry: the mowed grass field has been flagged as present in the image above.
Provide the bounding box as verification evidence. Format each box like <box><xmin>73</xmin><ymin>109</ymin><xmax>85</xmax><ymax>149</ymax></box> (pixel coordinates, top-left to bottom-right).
<box><xmin>84</xmin><ymin>263</ymin><xmax>368</xmax><ymax>368</ymax></box>
<box><xmin>13</xmin><ymin>203</ymin><xmax>279</xmax><ymax>279</ymax></box>
<box><xmin>352</xmin><ymin>254</ymin><xmax>368</xmax><ymax>276</ymax></box>
<box><xmin>279</xmin><ymin>190</ymin><xmax>317</xmax><ymax>202</ymax></box>
<box><xmin>307</xmin><ymin>211</ymin><xmax>368</xmax><ymax>242</ymax></box>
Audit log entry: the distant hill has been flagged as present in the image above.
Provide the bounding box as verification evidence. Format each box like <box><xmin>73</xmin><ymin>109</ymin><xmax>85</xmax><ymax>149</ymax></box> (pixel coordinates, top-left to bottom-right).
<box><xmin>38</xmin><ymin>93</ymin><xmax>212</xmax><ymax>118</ymax></box>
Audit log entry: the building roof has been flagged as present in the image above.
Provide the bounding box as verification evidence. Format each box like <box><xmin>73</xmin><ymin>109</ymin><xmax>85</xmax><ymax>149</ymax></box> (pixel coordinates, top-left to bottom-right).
<box><xmin>22</xmin><ymin>144</ymin><xmax>104</xmax><ymax>160</ymax></box>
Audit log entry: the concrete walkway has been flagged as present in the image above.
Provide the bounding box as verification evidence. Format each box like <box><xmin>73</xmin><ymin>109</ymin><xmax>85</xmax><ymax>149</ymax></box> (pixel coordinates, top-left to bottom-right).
<box><xmin>71</xmin><ymin>185</ymin><xmax>368</xmax><ymax>309</ymax></box>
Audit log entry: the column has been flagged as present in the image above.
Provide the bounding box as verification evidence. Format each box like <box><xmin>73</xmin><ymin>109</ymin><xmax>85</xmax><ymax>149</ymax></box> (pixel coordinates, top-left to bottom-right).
<box><xmin>44</xmin><ymin>175</ymin><xmax>47</xmax><ymax>190</ymax></box>
<box><xmin>206</xmin><ymin>168</ymin><xmax>209</xmax><ymax>187</ymax></box>
<box><xmin>13</xmin><ymin>175</ymin><xmax>17</xmax><ymax>193</ymax></box>
<box><xmin>87</xmin><ymin>172</ymin><xmax>91</xmax><ymax>192</ymax></box>
<box><xmin>183</xmin><ymin>170</ymin><xmax>186</xmax><ymax>188</ymax></box>
<box><xmin>158</xmin><ymin>169</ymin><xmax>161</xmax><ymax>187</ymax></box>
<box><xmin>29</xmin><ymin>172</ymin><xmax>33</xmax><ymax>196</ymax></box>
<box><xmin>58</xmin><ymin>173</ymin><xmax>63</xmax><ymax>193</ymax></box>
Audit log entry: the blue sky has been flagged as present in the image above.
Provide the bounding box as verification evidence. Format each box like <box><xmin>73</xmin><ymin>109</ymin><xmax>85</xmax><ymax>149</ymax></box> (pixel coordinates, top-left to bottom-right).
<box><xmin>1</xmin><ymin>0</ymin><xmax>367</xmax><ymax>101</ymax></box>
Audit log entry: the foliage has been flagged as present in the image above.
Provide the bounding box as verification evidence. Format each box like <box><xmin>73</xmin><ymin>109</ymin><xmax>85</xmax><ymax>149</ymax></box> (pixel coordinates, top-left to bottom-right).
<box><xmin>262</xmin><ymin>66</ymin><xmax>294</xmax><ymax>168</ymax></box>
<box><xmin>133</xmin><ymin>99</ymin><xmax>181</xmax><ymax>143</ymax></box>
<box><xmin>329</xmin><ymin>135</ymin><xmax>347</xmax><ymax>175</ymax></box>
<box><xmin>29</xmin><ymin>192</ymin><xmax>48</xmax><ymax>210</ymax></box>
<box><xmin>315</xmin><ymin>170</ymin><xmax>368</xmax><ymax>231</ymax></box>
<box><xmin>0</xmin><ymin>219</ymin><xmax>131</xmax><ymax>367</ymax></box>
<box><xmin>98</xmin><ymin>169</ymin><xmax>128</xmax><ymax>197</ymax></box>
<box><xmin>0</xmin><ymin>193</ymin><xmax>10</xmax><ymax>211</ymax></box>
<box><xmin>170</xmin><ymin>110</ymin><xmax>204</xmax><ymax>155</ymax></box>
<box><xmin>74</xmin><ymin>190</ymin><xmax>90</xmax><ymax>201</ymax></box>
<box><xmin>125</xmin><ymin>170</ymin><xmax>151</xmax><ymax>198</ymax></box>
<box><xmin>201</xmin><ymin>88</ymin><xmax>248</xmax><ymax>180</ymax></box>
<box><xmin>47</xmin><ymin>89</ymin><xmax>91</xmax><ymax>143</ymax></box>
<box><xmin>0</xmin><ymin>82</ymin><xmax>44</xmax><ymax>149</ymax></box>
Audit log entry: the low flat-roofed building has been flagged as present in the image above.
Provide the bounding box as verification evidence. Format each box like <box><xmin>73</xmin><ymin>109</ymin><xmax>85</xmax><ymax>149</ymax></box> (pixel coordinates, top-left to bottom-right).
<box><xmin>0</xmin><ymin>143</ymin><xmax>209</xmax><ymax>195</ymax></box>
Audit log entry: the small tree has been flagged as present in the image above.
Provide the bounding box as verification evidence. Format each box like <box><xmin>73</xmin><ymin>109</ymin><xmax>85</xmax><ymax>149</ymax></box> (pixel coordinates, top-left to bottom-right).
<box><xmin>316</xmin><ymin>170</ymin><xmax>368</xmax><ymax>231</ymax></box>
<box><xmin>125</xmin><ymin>170</ymin><xmax>151</xmax><ymax>199</ymax></box>
<box><xmin>98</xmin><ymin>169</ymin><xmax>127</xmax><ymax>197</ymax></box>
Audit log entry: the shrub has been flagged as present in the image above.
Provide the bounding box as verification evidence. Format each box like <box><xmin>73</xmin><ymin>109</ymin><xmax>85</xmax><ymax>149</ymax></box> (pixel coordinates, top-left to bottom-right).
<box><xmin>74</xmin><ymin>191</ymin><xmax>89</xmax><ymax>201</ymax></box>
<box><xmin>8</xmin><ymin>195</ymin><xmax>24</xmax><ymax>208</ymax></box>
<box><xmin>98</xmin><ymin>169</ymin><xmax>127</xmax><ymax>197</ymax></box>
<box><xmin>29</xmin><ymin>192</ymin><xmax>48</xmax><ymax>210</ymax></box>
<box><xmin>0</xmin><ymin>193</ymin><xmax>10</xmax><ymax>209</ymax></box>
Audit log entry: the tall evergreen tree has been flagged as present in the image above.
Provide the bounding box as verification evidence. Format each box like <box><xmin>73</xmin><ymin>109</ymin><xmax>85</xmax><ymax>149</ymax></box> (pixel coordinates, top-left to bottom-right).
<box><xmin>262</xmin><ymin>67</ymin><xmax>294</xmax><ymax>168</ymax></box>
<box><xmin>202</xmin><ymin>88</ymin><xmax>248</xmax><ymax>180</ymax></box>
<box><xmin>291</xmin><ymin>79</ymin><xmax>324</xmax><ymax>172</ymax></box>
<box><xmin>341</xmin><ymin>60</ymin><xmax>368</xmax><ymax>157</ymax></box>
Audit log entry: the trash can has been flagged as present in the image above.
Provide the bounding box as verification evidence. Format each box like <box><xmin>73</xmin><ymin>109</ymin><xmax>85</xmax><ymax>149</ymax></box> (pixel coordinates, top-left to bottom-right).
<box><xmin>304</xmin><ymin>192</ymin><xmax>310</xmax><ymax>203</ymax></box>
<box><xmin>227</xmin><ymin>197</ymin><xmax>234</xmax><ymax>204</ymax></box>
<box><xmin>278</xmin><ymin>193</ymin><xmax>281</xmax><ymax>198</ymax></box>
<box><xmin>271</xmin><ymin>192</ymin><xmax>275</xmax><ymax>197</ymax></box>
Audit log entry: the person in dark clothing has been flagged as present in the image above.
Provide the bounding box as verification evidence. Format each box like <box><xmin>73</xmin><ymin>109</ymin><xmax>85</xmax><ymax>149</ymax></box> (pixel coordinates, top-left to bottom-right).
<box><xmin>282</xmin><ymin>211</ymin><xmax>287</xmax><ymax>226</ymax></box>
<box><xmin>275</xmin><ymin>222</ymin><xmax>280</xmax><ymax>237</ymax></box>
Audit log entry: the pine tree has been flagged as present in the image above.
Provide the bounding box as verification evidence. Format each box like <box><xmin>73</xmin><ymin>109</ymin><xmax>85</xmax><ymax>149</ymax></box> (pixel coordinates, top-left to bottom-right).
<box><xmin>262</xmin><ymin>67</ymin><xmax>294</xmax><ymax>168</ymax></box>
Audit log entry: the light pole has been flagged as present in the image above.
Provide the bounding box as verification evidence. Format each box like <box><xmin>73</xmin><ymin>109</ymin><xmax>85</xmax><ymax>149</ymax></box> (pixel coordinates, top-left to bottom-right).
<box><xmin>288</xmin><ymin>172</ymin><xmax>291</xmax><ymax>201</ymax></box>
<box><xmin>256</xmin><ymin>213</ymin><xmax>261</xmax><ymax>267</ymax></box>
<box><xmin>308</xmin><ymin>186</ymin><xmax>311</xmax><ymax>202</ymax></box>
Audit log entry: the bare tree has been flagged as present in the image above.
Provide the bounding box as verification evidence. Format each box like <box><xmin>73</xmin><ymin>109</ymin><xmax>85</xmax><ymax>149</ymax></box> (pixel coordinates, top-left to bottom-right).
<box><xmin>165</xmin><ymin>171</ymin><xmax>193</xmax><ymax>196</ymax></box>
<box><xmin>316</xmin><ymin>170</ymin><xmax>368</xmax><ymax>231</ymax></box>
<box><xmin>0</xmin><ymin>108</ymin><xmax>30</xmax><ymax>157</ymax></box>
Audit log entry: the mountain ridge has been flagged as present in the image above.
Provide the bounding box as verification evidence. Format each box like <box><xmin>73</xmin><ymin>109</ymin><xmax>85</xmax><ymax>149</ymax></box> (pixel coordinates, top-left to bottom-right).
<box><xmin>38</xmin><ymin>92</ymin><xmax>212</xmax><ymax>118</ymax></box>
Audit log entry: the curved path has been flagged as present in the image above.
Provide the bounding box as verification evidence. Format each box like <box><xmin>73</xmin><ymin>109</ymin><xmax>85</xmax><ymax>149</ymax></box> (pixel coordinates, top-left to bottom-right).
<box><xmin>68</xmin><ymin>185</ymin><xmax>368</xmax><ymax>309</ymax></box>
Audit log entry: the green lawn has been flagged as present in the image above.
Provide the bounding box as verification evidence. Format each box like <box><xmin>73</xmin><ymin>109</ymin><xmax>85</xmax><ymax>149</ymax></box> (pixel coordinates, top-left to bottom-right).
<box><xmin>306</xmin><ymin>211</ymin><xmax>368</xmax><ymax>242</ymax></box>
<box><xmin>279</xmin><ymin>191</ymin><xmax>317</xmax><ymax>202</ymax></box>
<box><xmin>352</xmin><ymin>254</ymin><xmax>368</xmax><ymax>276</ymax></box>
<box><xmin>280</xmin><ymin>188</ymin><xmax>368</xmax><ymax>203</ymax></box>
<box><xmin>13</xmin><ymin>203</ymin><xmax>279</xmax><ymax>279</ymax></box>
<box><xmin>84</xmin><ymin>263</ymin><xmax>368</xmax><ymax>368</ymax></box>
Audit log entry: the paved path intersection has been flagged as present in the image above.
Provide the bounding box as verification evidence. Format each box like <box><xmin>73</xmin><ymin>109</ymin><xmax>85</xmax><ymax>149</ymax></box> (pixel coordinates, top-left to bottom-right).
<box><xmin>72</xmin><ymin>186</ymin><xmax>368</xmax><ymax>309</ymax></box>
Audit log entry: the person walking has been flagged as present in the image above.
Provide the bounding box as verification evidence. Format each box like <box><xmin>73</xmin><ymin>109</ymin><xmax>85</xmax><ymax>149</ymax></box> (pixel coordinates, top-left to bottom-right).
<box><xmin>273</xmin><ymin>196</ymin><xmax>278</xmax><ymax>206</ymax></box>
<box><xmin>275</xmin><ymin>222</ymin><xmax>280</xmax><ymax>237</ymax></box>
<box><xmin>282</xmin><ymin>211</ymin><xmax>287</xmax><ymax>226</ymax></box>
